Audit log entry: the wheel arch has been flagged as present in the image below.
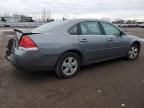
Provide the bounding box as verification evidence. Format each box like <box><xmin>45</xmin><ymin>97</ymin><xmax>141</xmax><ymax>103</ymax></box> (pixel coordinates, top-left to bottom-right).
<box><xmin>56</xmin><ymin>49</ymin><xmax>84</xmax><ymax>66</ymax></box>
<box><xmin>131</xmin><ymin>41</ymin><xmax>141</xmax><ymax>49</ymax></box>
<box><xmin>64</xmin><ymin>49</ymin><xmax>83</xmax><ymax>64</ymax></box>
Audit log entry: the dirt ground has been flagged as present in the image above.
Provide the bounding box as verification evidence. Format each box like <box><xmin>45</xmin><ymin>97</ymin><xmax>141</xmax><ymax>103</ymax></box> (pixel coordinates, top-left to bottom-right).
<box><xmin>0</xmin><ymin>27</ymin><xmax>144</xmax><ymax>108</ymax></box>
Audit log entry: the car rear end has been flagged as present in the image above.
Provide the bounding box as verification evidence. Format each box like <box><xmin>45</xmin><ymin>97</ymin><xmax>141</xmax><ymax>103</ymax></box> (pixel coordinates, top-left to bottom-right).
<box><xmin>5</xmin><ymin>29</ymin><xmax>55</xmax><ymax>71</ymax></box>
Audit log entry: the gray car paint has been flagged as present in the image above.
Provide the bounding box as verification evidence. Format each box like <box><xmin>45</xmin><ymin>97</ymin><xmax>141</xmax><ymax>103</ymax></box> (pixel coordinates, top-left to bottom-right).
<box><xmin>7</xmin><ymin>19</ymin><xmax>142</xmax><ymax>71</ymax></box>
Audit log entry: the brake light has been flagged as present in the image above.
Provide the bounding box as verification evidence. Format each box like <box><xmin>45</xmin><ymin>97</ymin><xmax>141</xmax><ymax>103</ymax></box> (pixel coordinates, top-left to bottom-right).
<box><xmin>19</xmin><ymin>35</ymin><xmax>37</xmax><ymax>49</ymax></box>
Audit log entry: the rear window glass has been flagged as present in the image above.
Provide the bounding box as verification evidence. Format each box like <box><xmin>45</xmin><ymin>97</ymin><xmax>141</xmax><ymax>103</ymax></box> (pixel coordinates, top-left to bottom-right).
<box><xmin>32</xmin><ymin>21</ymin><xmax>66</xmax><ymax>33</ymax></box>
<box><xmin>68</xmin><ymin>25</ymin><xmax>78</xmax><ymax>35</ymax></box>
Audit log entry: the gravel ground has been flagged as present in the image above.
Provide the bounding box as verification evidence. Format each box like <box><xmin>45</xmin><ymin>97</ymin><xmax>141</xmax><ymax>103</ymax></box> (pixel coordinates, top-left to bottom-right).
<box><xmin>0</xmin><ymin>27</ymin><xmax>144</xmax><ymax>108</ymax></box>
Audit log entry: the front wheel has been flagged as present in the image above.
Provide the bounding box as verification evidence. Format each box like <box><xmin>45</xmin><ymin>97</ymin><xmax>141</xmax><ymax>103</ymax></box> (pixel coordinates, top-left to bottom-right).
<box><xmin>55</xmin><ymin>52</ymin><xmax>81</xmax><ymax>78</ymax></box>
<box><xmin>126</xmin><ymin>44</ymin><xmax>140</xmax><ymax>60</ymax></box>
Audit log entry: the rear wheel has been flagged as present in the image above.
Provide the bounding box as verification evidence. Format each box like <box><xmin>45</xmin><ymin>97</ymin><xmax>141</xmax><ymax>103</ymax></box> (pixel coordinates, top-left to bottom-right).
<box><xmin>55</xmin><ymin>52</ymin><xmax>81</xmax><ymax>78</ymax></box>
<box><xmin>126</xmin><ymin>43</ymin><xmax>140</xmax><ymax>60</ymax></box>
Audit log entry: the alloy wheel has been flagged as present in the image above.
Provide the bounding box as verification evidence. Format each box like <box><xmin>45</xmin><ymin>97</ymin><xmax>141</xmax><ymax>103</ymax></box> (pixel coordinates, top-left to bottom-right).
<box><xmin>62</xmin><ymin>57</ymin><xmax>78</xmax><ymax>76</ymax></box>
<box><xmin>128</xmin><ymin>46</ymin><xmax>139</xmax><ymax>59</ymax></box>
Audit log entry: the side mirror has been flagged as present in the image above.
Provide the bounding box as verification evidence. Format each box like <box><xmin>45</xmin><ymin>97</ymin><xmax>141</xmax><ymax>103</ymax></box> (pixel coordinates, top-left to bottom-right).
<box><xmin>120</xmin><ymin>31</ymin><xmax>126</xmax><ymax>36</ymax></box>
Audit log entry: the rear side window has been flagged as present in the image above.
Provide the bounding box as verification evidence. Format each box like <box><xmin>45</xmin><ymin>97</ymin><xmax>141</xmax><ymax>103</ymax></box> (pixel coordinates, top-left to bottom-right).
<box><xmin>79</xmin><ymin>21</ymin><xmax>101</xmax><ymax>35</ymax></box>
<box><xmin>101</xmin><ymin>22</ymin><xmax>120</xmax><ymax>35</ymax></box>
<box><xmin>68</xmin><ymin>25</ymin><xmax>78</xmax><ymax>35</ymax></box>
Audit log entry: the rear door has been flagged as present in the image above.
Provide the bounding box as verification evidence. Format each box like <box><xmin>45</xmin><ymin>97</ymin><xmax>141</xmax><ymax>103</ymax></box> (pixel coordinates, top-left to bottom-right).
<box><xmin>78</xmin><ymin>21</ymin><xmax>107</xmax><ymax>63</ymax></box>
<box><xmin>100</xmin><ymin>22</ymin><xmax>129</xmax><ymax>57</ymax></box>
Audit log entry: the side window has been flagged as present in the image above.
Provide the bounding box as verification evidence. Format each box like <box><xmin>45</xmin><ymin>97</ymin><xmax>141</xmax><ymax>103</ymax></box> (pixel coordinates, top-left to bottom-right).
<box><xmin>80</xmin><ymin>22</ymin><xmax>101</xmax><ymax>35</ymax></box>
<box><xmin>68</xmin><ymin>25</ymin><xmax>78</xmax><ymax>35</ymax></box>
<box><xmin>101</xmin><ymin>22</ymin><xmax>120</xmax><ymax>35</ymax></box>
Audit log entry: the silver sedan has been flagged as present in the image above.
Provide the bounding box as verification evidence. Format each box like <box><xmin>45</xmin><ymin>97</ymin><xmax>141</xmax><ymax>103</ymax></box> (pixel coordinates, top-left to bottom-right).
<box><xmin>5</xmin><ymin>19</ymin><xmax>142</xmax><ymax>78</ymax></box>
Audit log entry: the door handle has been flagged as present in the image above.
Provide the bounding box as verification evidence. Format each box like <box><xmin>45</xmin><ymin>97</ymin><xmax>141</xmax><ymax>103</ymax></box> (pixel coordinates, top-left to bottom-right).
<box><xmin>108</xmin><ymin>38</ymin><xmax>113</xmax><ymax>41</ymax></box>
<box><xmin>80</xmin><ymin>38</ymin><xmax>88</xmax><ymax>42</ymax></box>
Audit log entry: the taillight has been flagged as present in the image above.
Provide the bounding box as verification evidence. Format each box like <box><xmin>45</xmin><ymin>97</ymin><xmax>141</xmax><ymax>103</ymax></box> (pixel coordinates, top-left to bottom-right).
<box><xmin>19</xmin><ymin>35</ymin><xmax>37</xmax><ymax>49</ymax></box>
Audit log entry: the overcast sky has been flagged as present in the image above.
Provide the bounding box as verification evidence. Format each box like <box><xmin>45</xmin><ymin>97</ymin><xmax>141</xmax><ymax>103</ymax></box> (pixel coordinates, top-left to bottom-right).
<box><xmin>0</xmin><ymin>0</ymin><xmax>144</xmax><ymax>20</ymax></box>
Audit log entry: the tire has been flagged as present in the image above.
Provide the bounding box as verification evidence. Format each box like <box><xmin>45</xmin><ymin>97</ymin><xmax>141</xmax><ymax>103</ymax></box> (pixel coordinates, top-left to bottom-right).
<box><xmin>55</xmin><ymin>52</ymin><xmax>81</xmax><ymax>78</ymax></box>
<box><xmin>126</xmin><ymin>43</ymin><xmax>140</xmax><ymax>61</ymax></box>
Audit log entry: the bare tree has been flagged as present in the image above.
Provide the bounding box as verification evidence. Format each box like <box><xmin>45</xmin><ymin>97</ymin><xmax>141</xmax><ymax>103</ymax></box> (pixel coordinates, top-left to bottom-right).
<box><xmin>62</xmin><ymin>16</ymin><xmax>66</xmax><ymax>20</ymax></box>
<box><xmin>113</xmin><ymin>19</ymin><xmax>124</xmax><ymax>24</ymax></box>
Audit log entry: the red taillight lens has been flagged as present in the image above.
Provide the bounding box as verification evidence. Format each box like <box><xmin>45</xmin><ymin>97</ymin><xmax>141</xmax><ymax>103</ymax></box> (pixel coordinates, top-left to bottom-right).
<box><xmin>19</xmin><ymin>35</ymin><xmax>37</xmax><ymax>48</ymax></box>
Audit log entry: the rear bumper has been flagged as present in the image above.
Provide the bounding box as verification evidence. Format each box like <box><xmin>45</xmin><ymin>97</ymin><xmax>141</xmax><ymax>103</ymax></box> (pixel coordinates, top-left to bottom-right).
<box><xmin>5</xmin><ymin>48</ymin><xmax>59</xmax><ymax>71</ymax></box>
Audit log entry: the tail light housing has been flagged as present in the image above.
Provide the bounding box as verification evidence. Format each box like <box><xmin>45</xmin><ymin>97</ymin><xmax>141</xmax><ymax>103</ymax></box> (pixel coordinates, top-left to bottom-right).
<box><xmin>19</xmin><ymin>35</ymin><xmax>37</xmax><ymax>49</ymax></box>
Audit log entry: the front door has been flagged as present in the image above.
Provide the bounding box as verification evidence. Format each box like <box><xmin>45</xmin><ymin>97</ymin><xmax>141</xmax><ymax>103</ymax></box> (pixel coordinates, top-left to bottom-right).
<box><xmin>100</xmin><ymin>22</ymin><xmax>129</xmax><ymax>57</ymax></box>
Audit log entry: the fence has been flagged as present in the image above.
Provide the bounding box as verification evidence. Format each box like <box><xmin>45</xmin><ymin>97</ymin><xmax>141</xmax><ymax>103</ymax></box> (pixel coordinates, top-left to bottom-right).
<box><xmin>0</xmin><ymin>22</ymin><xmax>45</xmax><ymax>27</ymax></box>
<box><xmin>116</xmin><ymin>24</ymin><xmax>144</xmax><ymax>28</ymax></box>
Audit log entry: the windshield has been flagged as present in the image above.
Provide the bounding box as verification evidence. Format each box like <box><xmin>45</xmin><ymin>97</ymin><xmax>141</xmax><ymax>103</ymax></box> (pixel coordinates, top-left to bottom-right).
<box><xmin>32</xmin><ymin>21</ymin><xmax>66</xmax><ymax>33</ymax></box>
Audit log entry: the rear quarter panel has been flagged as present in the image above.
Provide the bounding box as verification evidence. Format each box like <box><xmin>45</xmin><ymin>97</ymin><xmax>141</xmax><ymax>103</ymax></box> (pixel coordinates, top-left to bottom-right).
<box><xmin>30</xmin><ymin>32</ymin><xmax>82</xmax><ymax>56</ymax></box>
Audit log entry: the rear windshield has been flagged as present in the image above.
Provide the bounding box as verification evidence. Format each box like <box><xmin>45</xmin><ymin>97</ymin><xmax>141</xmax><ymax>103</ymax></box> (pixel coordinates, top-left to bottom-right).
<box><xmin>32</xmin><ymin>21</ymin><xmax>66</xmax><ymax>33</ymax></box>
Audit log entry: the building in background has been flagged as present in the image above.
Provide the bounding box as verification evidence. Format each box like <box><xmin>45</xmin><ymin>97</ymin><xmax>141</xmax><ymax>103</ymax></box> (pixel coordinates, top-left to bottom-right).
<box><xmin>0</xmin><ymin>15</ymin><xmax>34</xmax><ymax>23</ymax></box>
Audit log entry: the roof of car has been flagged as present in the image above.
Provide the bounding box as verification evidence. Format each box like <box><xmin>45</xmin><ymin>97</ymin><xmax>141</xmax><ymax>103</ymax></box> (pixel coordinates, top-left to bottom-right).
<box><xmin>56</xmin><ymin>19</ymin><xmax>112</xmax><ymax>25</ymax></box>
<box><xmin>64</xmin><ymin>18</ymin><xmax>110</xmax><ymax>22</ymax></box>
